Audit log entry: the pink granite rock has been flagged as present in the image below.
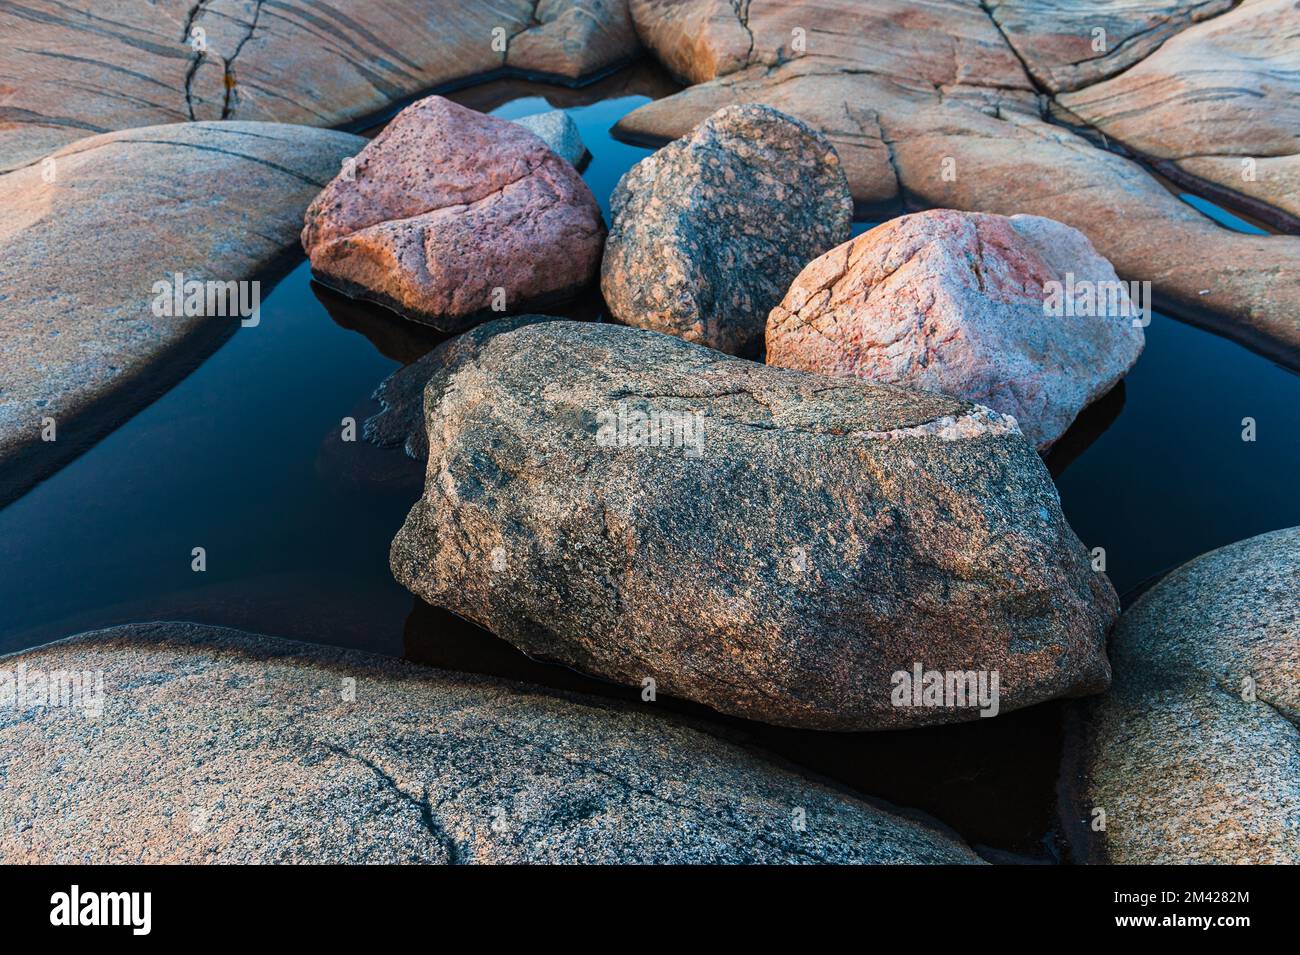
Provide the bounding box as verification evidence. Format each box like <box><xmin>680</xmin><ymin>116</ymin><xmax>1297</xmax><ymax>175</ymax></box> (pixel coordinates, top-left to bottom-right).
<box><xmin>301</xmin><ymin>95</ymin><xmax>605</xmax><ymax>330</ymax></box>
<box><xmin>765</xmin><ymin>210</ymin><xmax>1146</xmax><ymax>450</ymax></box>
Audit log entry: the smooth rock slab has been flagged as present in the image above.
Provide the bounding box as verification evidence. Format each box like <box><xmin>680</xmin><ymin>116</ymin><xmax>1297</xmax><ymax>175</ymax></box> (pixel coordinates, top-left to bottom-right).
<box><xmin>0</xmin><ymin>622</ymin><xmax>983</xmax><ymax>864</ymax></box>
<box><xmin>766</xmin><ymin>210</ymin><xmax>1146</xmax><ymax>450</ymax></box>
<box><xmin>513</xmin><ymin>110</ymin><xmax>589</xmax><ymax>167</ymax></box>
<box><xmin>301</xmin><ymin>96</ymin><xmax>605</xmax><ymax>331</ymax></box>
<box><xmin>390</xmin><ymin>319</ymin><xmax>1116</xmax><ymax>731</ymax></box>
<box><xmin>1055</xmin><ymin>0</ymin><xmax>1300</xmax><ymax>229</ymax></box>
<box><xmin>1061</xmin><ymin>527</ymin><xmax>1300</xmax><ymax>864</ymax></box>
<box><xmin>0</xmin><ymin>0</ymin><xmax>641</xmax><ymax>172</ymax></box>
<box><xmin>984</xmin><ymin>0</ymin><xmax>1234</xmax><ymax>93</ymax></box>
<box><xmin>0</xmin><ymin>121</ymin><xmax>364</xmax><ymax>506</ymax></box>
<box><xmin>601</xmin><ymin>104</ymin><xmax>852</xmax><ymax>357</ymax></box>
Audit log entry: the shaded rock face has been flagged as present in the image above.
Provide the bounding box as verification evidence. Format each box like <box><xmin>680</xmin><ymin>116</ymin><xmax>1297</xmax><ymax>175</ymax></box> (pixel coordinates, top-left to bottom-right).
<box><xmin>601</xmin><ymin>104</ymin><xmax>852</xmax><ymax>357</ymax></box>
<box><xmin>365</xmin><ymin>315</ymin><xmax>562</xmax><ymax>461</ymax></box>
<box><xmin>301</xmin><ymin>96</ymin><xmax>605</xmax><ymax>331</ymax></box>
<box><xmin>1055</xmin><ymin>0</ymin><xmax>1300</xmax><ymax>229</ymax></box>
<box><xmin>390</xmin><ymin>320</ymin><xmax>1116</xmax><ymax>731</ymax></box>
<box><xmin>513</xmin><ymin>110</ymin><xmax>589</xmax><ymax>167</ymax></box>
<box><xmin>0</xmin><ymin>0</ymin><xmax>641</xmax><ymax>172</ymax></box>
<box><xmin>1062</xmin><ymin>528</ymin><xmax>1300</xmax><ymax>864</ymax></box>
<box><xmin>0</xmin><ymin>121</ymin><xmax>363</xmax><ymax>506</ymax></box>
<box><xmin>618</xmin><ymin>0</ymin><xmax>1300</xmax><ymax>370</ymax></box>
<box><xmin>766</xmin><ymin>210</ymin><xmax>1146</xmax><ymax>450</ymax></box>
<box><xmin>0</xmin><ymin>623</ymin><xmax>983</xmax><ymax>864</ymax></box>
<box><xmin>984</xmin><ymin>0</ymin><xmax>1235</xmax><ymax>93</ymax></box>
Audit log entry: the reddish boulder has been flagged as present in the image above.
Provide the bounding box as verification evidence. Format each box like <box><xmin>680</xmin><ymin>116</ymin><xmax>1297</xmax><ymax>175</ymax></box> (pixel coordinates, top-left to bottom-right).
<box><xmin>302</xmin><ymin>96</ymin><xmax>605</xmax><ymax>330</ymax></box>
<box><xmin>765</xmin><ymin>210</ymin><xmax>1146</xmax><ymax>450</ymax></box>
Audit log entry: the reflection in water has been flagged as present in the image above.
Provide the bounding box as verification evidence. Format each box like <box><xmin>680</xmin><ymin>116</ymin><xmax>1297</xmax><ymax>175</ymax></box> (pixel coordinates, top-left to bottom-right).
<box><xmin>1046</xmin><ymin>381</ymin><xmax>1126</xmax><ymax>480</ymax></box>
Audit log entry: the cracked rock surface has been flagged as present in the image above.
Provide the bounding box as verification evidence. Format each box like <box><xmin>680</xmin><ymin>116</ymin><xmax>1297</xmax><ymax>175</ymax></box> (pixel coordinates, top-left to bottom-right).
<box><xmin>1061</xmin><ymin>526</ymin><xmax>1300</xmax><ymax>864</ymax></box>
<box><xmin>617</xmin><ymin>0</ymin><xmax>1300</xmax><ymax>368</ymax></box>
<box><xmin>0</xmin><ymin>622</ymin><xmax>984</xmax><ymax>863</ymax></box>
<box><xmin>0</xmin><ymin>120</ymin><xmax>364</xmax><ymax>506</ymax></box>
<box><xmin>766</xmin><ymin>210</ymin><xmax>1146</xmax><ymax>450</ymax></box>
<box><xmin>1054</xmin><ymin>0</ymin><xmax>1300</xmax><ymax>229</ymax></box>
<box><xmin>389</xmin><ymin>319</ymin><xmax>1117</xmax><ymax>731</ymax></box>
<box><xmin>301</xmin><ymin>96</ymin><xmax>606</xmax><ymax>330</ymax></box>
<box><xmin>983</xmin><ymin>0</ymin><xmax>1235</xmax><ymax>94</ymax></box>
<box><xmin>601</xmin><ymin>104</ymin><xmax>852</xmax><ymax>357</ymax></box>
<box><xmin>0</xmin><ymin>0</ymin><xmax>641</xmax><ymax>172</ymax></box>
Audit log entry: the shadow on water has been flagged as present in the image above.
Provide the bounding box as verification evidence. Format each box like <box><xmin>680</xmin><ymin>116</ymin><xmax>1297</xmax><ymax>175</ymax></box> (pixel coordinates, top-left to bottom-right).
<box><xmin>2</xmin><ymin>60</ymin><xmax>1298</xmax><ymax>860</ymax></box>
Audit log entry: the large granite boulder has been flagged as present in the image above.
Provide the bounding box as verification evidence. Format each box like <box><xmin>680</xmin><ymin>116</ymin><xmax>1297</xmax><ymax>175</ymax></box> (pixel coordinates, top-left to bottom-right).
<box><xmin>766</xmin><ymin>210</ymin><xmax>1146</xmax><ymax>450</ymax></box>
<box><xmin>0</xmin><ymin>121</ymin><xmax>363</xmax><ymax>506</ymax></box>
<box><xmin>617</xmin><ymin>0</ymin><xmax>1300</xmax><ymax>369</ymax></box>
<box><xmin>301</xmin><ymin>96</ymin><xmax>605</xmax><ymax>331</ymax></box>
<box><xmin>0</xmin><ymin>622</ymin><xmax>982</xmax><ymax>864</ymax></box>
<box><xmin>600</xmin><ymin>104</ymin><xmax>853</xmax><ymax>357</ymax></box>
<box><xmin>1061</xmin><ymin>527</ymin><xmax>1300</xmax><ymax>864</ymax></box>
<box><xmin>0</xmin><ymin>0</ymin><xmax>641</xmax><ymax>172</ymax></box>
<box><xmin>1055</xmin><ymin>0</ymin><xmax>1300</xmax><ymax>230</ymax></box>
<box><xmin>390</xmin><ymin>319</ymin><xmax>1117</xmax><ymax>731</ymax></box>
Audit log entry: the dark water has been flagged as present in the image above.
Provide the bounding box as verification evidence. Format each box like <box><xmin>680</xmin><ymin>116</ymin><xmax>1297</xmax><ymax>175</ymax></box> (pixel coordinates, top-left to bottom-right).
<box><xmin>2</xmin><ymin>62</ymin><xmax>1296</xmax><ymax>858</ymax></box>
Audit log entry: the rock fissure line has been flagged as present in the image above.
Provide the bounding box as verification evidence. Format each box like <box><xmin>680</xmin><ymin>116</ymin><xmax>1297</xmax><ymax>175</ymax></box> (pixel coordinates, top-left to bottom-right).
<box><xmin>221</xmin><ymin>0</ymin><xmax>265</xmax><ymax>120</ymax></box>
<box><xmin>315</xmin><ymin>739</ymin><xmax>465</xmax><ymax>863</ymax></box>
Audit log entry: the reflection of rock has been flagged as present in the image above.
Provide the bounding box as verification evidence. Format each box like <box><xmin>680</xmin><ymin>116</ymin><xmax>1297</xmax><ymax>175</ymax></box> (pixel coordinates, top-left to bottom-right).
<box><xmin>1045</xmin><ymin>381</ymin><xmax>1126</xmax><ymax>480</ymax></box>
<box><xmin>513</xmin><ymin>110</ymin><xmax>589</xmax><ymax>168</ymax></box>
<box><xmin>0</xmin><ymin>121</ymin><xmax>363</xmax><ymax>507</ymax></box>
<box><xmin>391</xmin><ymin>319</ymin><xmax>1116</xmax><ymax>731</ymax></box>
<box><xmin>766</xmin><ymin>210</ymin><xmax>1145</xmax><ymax>450</ymax></box>
<box><xmin>302</xmin><ymin>96</ymin><xmax>605</xmax><ymax>331</ymax></box>
<box><xmin>0</xmin><ymin>622</ymin><xmax>983</xmax><ymax>864</ymax></box>
<box><xmin>312</xmin><ymin>281</ymin><xmax>449</xmax><ymax>365</ymax></box>
<box><xmin>1061</xmin><ymin>527</ymin><xmax>1300</xmax><ymax>864</ymax></box>
<box><xmin>0</xmin><ymin>0</ymin><xmax>643</xmax><ymax>171</ymax></box>
<box><xmin>1055</xmin><ymin>0</ymin><xmax>1300</xmax><ymax>230</ymax></box>
<box><xmin>441</xmin><ymin>57</ymin><xmax>680</xmax><ymax>118</ymax></box>
<box><xmin>316</xmin><ymin>396</ymin><xmax>425</xmax><ymax>495</ymax></box>
<box><xmin>602</xmin><ymin>105</ymin><xmax>853</xmax><ymax>357</ymax></box>
<box><xmin>984</xmin><ymin>0</ymin><xmax>1234</xmax><ymax>93</ymax></box>
<box><xmin>617</xmin><ymin>0</ymin><xmax>1300</xmax><ymax>368</ymax></box>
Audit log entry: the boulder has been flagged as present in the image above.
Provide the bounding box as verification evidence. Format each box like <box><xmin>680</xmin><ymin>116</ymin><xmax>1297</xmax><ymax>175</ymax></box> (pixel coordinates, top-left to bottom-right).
<box><xmin>1055</xmin><ymin>0</ymin><xmax>1300</xmax><ymax>230</ymax></box>
<box><xmin>0</xmin><ymin>622</ymin><xmax>983</xmax><ymax>864</ymax></box>
<box><xmin>390</xmin><ymin>319</ymin><xmax>1117</xmax><ymax>731</ymax></box>
<box><xmin>0</xmin><ymin>121</ymin><xmax>363</xmax><ymax>506</ymax></box>
<box><xmin>765</xmin><ymin>210</ymin><xmax>1146</xmax><ymax>450</ymax></box>
<box><xmin>301</xmin><ymin>96</ymin><xmax>605</xmax><ymax>331</ymax></box>
<box><xmin>364</xmin><ymin>315</ymin><xmax>561</xmax><ymax>461</ymax></box>
<box><xmin>617</xmin><ymin>0</ymin><xmax>1300</xmax><ymax>369</ymax></box>
<box><xmin>601</xmin><ymin>104</ymin><xmax>853</xmax><ymax>357</ymax></box>
<box><xmin>1061</xmin><ymin>527</ymin><xmax>1300</xmax><ymax>864</ymax></box>
<box><xmin>513</xmin><ymin>110</ymin><xmax>589</xmax><ymax>167</ymax></box>
<box><xmin>0</xmin><ymin>0</ymin><xmax>641</xmax><ymax>172</ymax></box>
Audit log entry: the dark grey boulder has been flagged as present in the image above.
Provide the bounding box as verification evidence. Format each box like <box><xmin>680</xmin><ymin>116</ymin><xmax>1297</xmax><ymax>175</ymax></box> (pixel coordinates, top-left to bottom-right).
<box><xmin>600</xmin><ymin>104</ymin><xmax>854</xmax><ymax>357</ymax></box>
<box><xmin>390</xmin><ymin>319</ymin><xmax>1116</xmax><ymax>731</ymax></box>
